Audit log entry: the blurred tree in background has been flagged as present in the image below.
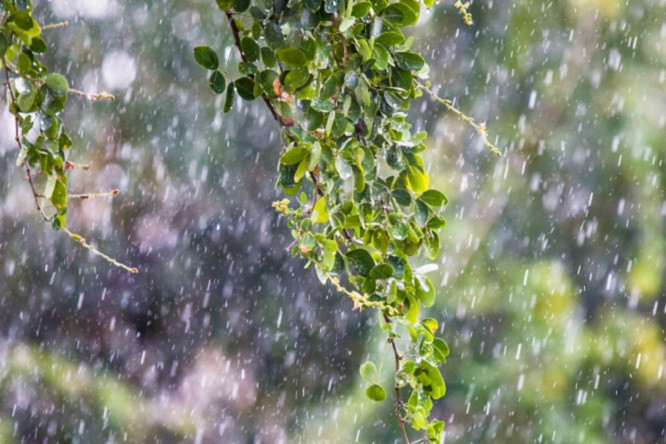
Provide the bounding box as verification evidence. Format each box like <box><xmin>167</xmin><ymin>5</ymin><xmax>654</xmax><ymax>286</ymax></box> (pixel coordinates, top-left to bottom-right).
<box><xmin>0</xmin><ymin>0</ymin><xmax>665</xmax><ymax>443</ymax></box>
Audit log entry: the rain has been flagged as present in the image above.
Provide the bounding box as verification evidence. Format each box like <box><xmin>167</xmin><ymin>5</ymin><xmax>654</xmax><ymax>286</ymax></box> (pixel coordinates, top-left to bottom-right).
<box><xmin>0</xmin><ymin>0</ymin><xmax>666</xmax><ymax>443</ymax></box>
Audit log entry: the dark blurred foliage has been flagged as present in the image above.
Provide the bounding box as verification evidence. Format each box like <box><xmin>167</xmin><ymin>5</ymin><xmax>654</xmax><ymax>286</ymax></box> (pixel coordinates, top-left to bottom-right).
<box><xmin>0</xmin><ymin>0</ymin><xmax>665</xmax><ymax>443</ymax></box>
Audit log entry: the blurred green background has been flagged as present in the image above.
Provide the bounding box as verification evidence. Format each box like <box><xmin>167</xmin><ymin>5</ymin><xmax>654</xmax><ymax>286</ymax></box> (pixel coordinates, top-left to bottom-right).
<box><xmin>1</xmin><ymin>0</ymin><xmax>665</xmax><ymax>442</ymax></box>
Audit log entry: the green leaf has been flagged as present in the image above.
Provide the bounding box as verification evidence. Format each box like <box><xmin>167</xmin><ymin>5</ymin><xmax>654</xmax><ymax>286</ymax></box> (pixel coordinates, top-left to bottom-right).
<box><xmin>17</xmin><ymin>53</ymin><xmax>32</xmax><ymax>76</ymax></box>
<box><xmin>353</xmin><ymin>165</ymin><xmax>366</xmax><ymax>193</ymax></box>
<box><xmin>372</xmin><ymin>229</ymin><xmax>390</xmax><ymax>253</ymax></box>
<box><xmin>305</xmin><ymin>0</ymin><xmax>323</xmax><ymax>11</ymax></box>
<box><xmin>312</xmin><ymin>196</ymin><xmax>329</xmax><ymax>223</ymax></box>
<box><xmin>406</xmin><ymin>293</ymin><xmax>419</xmax><ymax>323</ymax></box>
<box><xmin>344</xmin><ymin>71</ymin><xmax>359</xmax><ymax>88</ymax></box>
<box><xmin>257</xmin><ymin>69</ymin><xmax>279</xmax><ymax>94</ymax></box>
<box><xmin>389</xmin><ymin>218</ymin><xmax>408</xmax><ymax>241</ymax></box>
<box><xmin>382</xmin><ymin>3</ymin><xmax>417</xmax><ymax>26</ymax></box>
<box><xmin>311</xmin><ymin>97</ymin><xmax>334</xmax><ymax>113</ymax></box>
<box><xmin>250</xmin><ymin>6</ymin><xmax>267</xmax><ymax>19</ymax></box>
<box><xmin>401</xmin><ymin>0</ymin><xmax>420</xmax><ymax>14</ymax></box>
<box><xmin>427</xmin><ymin>420</ymin><xmax>445</xmax><ymax>441</ymax></box>
<box><xmin>240</xmin><ymin>37</ymin><xmax>260</xmax><ymax>62</ymax></box>
<box><xmin>238</xmin><ymin>61</ymin><xmax>257</xmax><ymax>75</ymax></box>
<box><xmin>335</xmin><ymin>156</ymin><xmax>353</xmax><ymax>180</ymax></box>
<box><xmin>370</xmin><ymin>0</ymin><xmax>388</xmax><ymax>13</ymax></box>
<box><xmin>346</xmin><ymin>248</ymin><xmax>375</xmax><ymax>277</ymax></box>
<box><xmin>427</xmin><ymin>216</ymin><xmax>447</xmax><ymax>230</ymax></box>
<box><xmin>224</xmin><ymin>82</ymin><xmax>235</xmax><ymax>112</ymax></box>
<box><xmin>373</xmin><ymin>44</ymin><xmax>389</xmax><ymax>70</ymax></box>
<box><xmin>324</xmin><ymin>0</ymin><xmax>341</xmax><ymax>13</ymax></box>
<box><xmin>209</xmin><ymin>70</ymin><xmax>226</xmax><ymax>94</ymax></box>
<box><xmin>419</xmin><ymin>361</ymin><xmax>446</xmax><ymax>399</ymax></box>
<box><xmin>44</xmin><ymin>73</ymin><xmax>70</xmax><ymax>98</ymax></box>
<box><xmin>51</xmin><ymin>174</ymin><xmax>68</xmax><ymax>227</ymax></box>
<box><xmin>9</xmin><ymin>11</ymin><xmax>37</xmax><ymax>32</ymax></box>
<box><xmin>359</xmin><ymin>361</ymin><xmax>377</xmax><ymax>382</ymax></box>
<box><xmin>43</xmin><ymin>174</ymin><xmax>57</xmax><ymax>199</ymax></box>
<box><xmin>425</xmin><ymin>230</ymin><xmax>440</xmax><ymax>259</ymax></box>
<box><xmin>384</xmin><ymin>91</ymin><xmax>403</xmax><ymax>109</ymax></box>
<box><xmin>352</xmin><ymin>2</ymin><xmax>372</xmax><ymax>17</ymax></box>
<box><xmin>325</xmin><ymin>111</ymin><xmax>336</xmax><ymax>136</ymax></box>
<box><xmin>415</xmin><ymin>199</ymin><xmax>429</xmax><ymax>226</ymax></box>
<box><xmin>294</xmin><ymin>158</ymin><xmax>308</xmax><ymax>182</ymax></box>
<box><xmin>412</xmin><ymin>412</ymin><xmax>426</xmax><ymax>430</ymax></box>
<box><xmin>330</xmin><ymin>113</ymin><xmax>348</xmax><ymax>138</ymax></box>
<box><xmin>235</xmin><ymin>77</ymin><xmax>257</xmax><ymax>101</ymax></box>
<box><xmin>415</xmin><ymin>276</ymin><xmax>435</xmax><ymax>307</ymax></box>
<box><xmin>321</xmin><ymin>239</ymin><xmax>338</xmax><ymax>271</ymax></box>
<box><xmin>279</xmin><ymin>163</ymin><xmax>298</xmax><ymax>188</ymax></box>
<box><xmin>308</xmin><ymin>142</ymin><xmax>322</xmax><ymax>170</ymax></box>
<box><xmin>232</xmin><ymin>0</ymin><xmax>250</xmax><ymax>12</ymax></box>
<box><xmin>0</xmin><ymin>34</ymin><xmax>8</xmax><ymax>58</ymax></box>
<box><xmin>365</xmin><ymin>384</ymin><xmax>387</xmax><ymax>401</ymax></box>
<box><xmin>433</xmin><ymin>338</ymin><xmax>449</xmax><ymax>363</ymax></box>
<box><xmin>387</xmin><ymin>255</ymin><xmax>406</xmax><ymax>278</ymax></box>
<box><xmin>339</xmin><ymin>16</ymin><xmax>356</xmax><ymax>32</ymax></box>
<box><xmin>369</xmin><ymin>264</ymin><xmax>394</xmax><ymax>280</ymax></box>
<box><xmin>17</xmin><ymin>89</ymin><xmax>36</xmax><ymax>112</ymax></box>
<box><xmin>261</xmin><ymin>47</ymin><xmax>277</xmax><ymax>67</ymax></box>
<box><xmin>277</xmin><ymin>48</ymin><xmax>307</xmax><ymax>66</ymax></box>
<box><xmin>30</xmin><ymin>37</ymin><xmax>47</xmax><ymax>53</ymax></box>
<box><xmin>356</xmin><ymin>38</ymin><xmax>372</xmax><ymax>61</ymax></box>
<box><xmin>280</xmin><ymin>147</ymin><xmax>308</xmax><ymax>165</ymax></box>
<box><xmin>394</xmin><ymin>52</ymin><xmax>425</xmax><ymax>71</ymax></box>
<box><xmin>419</xmin><ymin>189</ymin><xmax>448</xmax><ymax>208</ymax></box>
<box><xmin>424</xmin><ymin>0</ymin><xmax>435</xmax><ymax>7</ymax></box>
<box><xmin>392</xmin><ymin>189</ymin><xmax>412</xmax><ymax>206</ymax></box>
<box><xmin>284</xmin><ymin>67</ymin><xmax>310</xmax><ymax>92</ymax></box>
<box><xmin>421</xmin><ymin>318</ymin><xmax>438</xmax><ymax>333</ymax></box>
<box><xmin>264</xmin><ymin>22</ymin><xmax>285</xmax><ymax>49</ymax></box>
<box><xmin>216</xmin><ymin>0</ymin><xmax>233</xmax><ymax>9</ymax></box>
<box><xmin>405</xmin><ymin>166</ymin><xmax>429</xmax><ymax>194</ymax></box>
<box><xmin>375</xmin><ymin>32</ymin><xmax>406</xmax><ymax>47</ymax></box>
<box><xmin>194</xmin><ymin>46</ymin><xmax>219</xmax><ymax>70</ymax></box>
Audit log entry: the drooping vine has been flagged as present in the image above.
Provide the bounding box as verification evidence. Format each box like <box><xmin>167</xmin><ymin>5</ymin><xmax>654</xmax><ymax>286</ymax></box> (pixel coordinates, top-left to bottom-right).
<box><xmin>0</xmin><ymin>0</ymin><xmax>136</xmax><ymax>273</ymax></box>
<box><xmin>196</xmin><ymin>0</ymin><xmax>499</xmax><ymax>441</ymax></box>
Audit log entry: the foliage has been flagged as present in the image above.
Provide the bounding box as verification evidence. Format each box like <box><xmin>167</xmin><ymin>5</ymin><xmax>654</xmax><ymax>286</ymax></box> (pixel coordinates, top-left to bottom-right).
<box><xmin>0</xmin><ymin>1</ymin><xmax>665</xmax><ymax>443</ymax></box>
<box><xmin>195</xmin><ymin>0</ymin><xmax>498</xmax><ymax>440</ymax></box>
<box><xmin>0</xmin><ymin>0</ymin><xmax>136</xmax><ymax>273</ymax></box>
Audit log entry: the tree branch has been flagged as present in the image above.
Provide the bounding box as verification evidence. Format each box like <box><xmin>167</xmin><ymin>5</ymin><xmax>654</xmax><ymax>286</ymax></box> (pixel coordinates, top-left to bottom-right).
<box><xmin>4</xmin><ymin>59</ymin><xmax>137</xmax><ymax>274</ymax></box>
<box><xmin>224</xmin><ymin>11</ymin><xmax>285</xmax><ymax>125</ymax></box>
<box><xmin>223</xmin><ymin>13</ymin><xmax>356</xmax><ymax>246</ymax></box>
<box><xmin>331</xmin><ymin>15</ymin><xmax>349</xmax><ymax>70</ymax></box>
<box><xmin>4</xmin><ymin>59</ymin><xmax>51</xmax><ymax>222</ymax></box>
<box><xmin>384</xmin><ymin>314</ymin><xmax>410</xmax><ymax>444</ymax></box>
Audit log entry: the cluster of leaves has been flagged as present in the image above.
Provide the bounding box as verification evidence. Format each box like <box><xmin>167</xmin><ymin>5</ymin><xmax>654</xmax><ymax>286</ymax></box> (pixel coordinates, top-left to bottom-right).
<box><xmin>1</xmin><ymin>0</ymin><xmax>135</xmax><ymax>273</ymax></box>
<box><xmin>195</xmin><ymin>0</ymin><xmax>499</xmax><ymax>441</ymax></box>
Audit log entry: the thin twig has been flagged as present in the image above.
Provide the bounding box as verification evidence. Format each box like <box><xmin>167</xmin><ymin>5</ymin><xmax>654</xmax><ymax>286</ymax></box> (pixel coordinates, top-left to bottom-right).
<box><xmin>328</xmin><ymin>276</ymin><xmax>398</xmax><ymax>314</ymax></box>
<box><xmin>62</xmin><ymin>227</ymin><xmax>138</xmax><ymax>274</ymax></box>
<box><xmin>330</xmin><ymin>15</ymin><xmax>349</xmax><ymax>70</ymax></box>
<box><xmin>224</xmin><ymin>10</ymin><xmax>284</xmax><ymax>125</ymax></box>
<box><xmin>415</xmin><ymin>80</ymin><xmax>502</xmax><ymax>157</ymax></box>
<box><xmin>69</xmin><ymin>88</ymin><xmax>115</xmax><ymax>101</ymax></box>
<box><xmin>42</xmin><ymin>21</ymin><xmax>69</xmax><ymax>30</ymax></box>
<box><xmin>4</xmin><ymin>59</ymin><xmax>51</xmax><ymax>221</ymax></box>
<box><xmin>4</xmin><ymin>59</ymin><xmax>136</xmax><ymax>274</ymax></box>
<box><xmin>384</xmin><ymin>314</ymin><xmax>410</xmax><ymax>444</ymax></box>
<box><xmin>68</xmin><ymin>189</ymin><xmax>120</xmax><ymax>199</ymax></box>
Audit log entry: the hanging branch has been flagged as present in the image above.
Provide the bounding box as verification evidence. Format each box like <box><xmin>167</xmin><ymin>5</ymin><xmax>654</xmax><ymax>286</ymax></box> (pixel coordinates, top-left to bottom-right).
<box><xmin>1</xmin><ymin>4</ymin><xmax>136</xmax><ymax>274</ymax></box>
<box><xmin>197</xmin><ymin>0</ymin><xmax>489</xmax><ymax>441</ymax></box>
